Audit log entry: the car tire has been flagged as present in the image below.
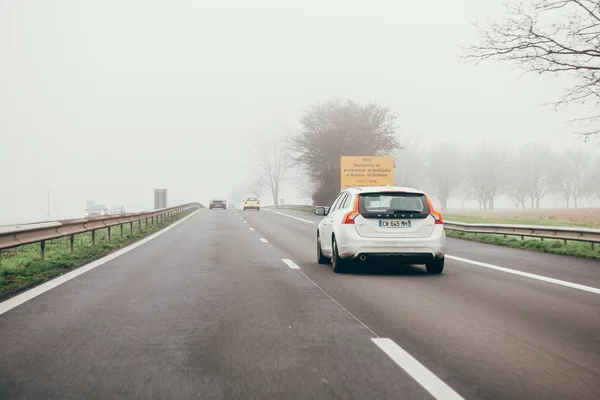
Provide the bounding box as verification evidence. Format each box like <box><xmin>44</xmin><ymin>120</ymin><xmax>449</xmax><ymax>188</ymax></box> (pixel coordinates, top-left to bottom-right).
<box><xmin>426</xmin><ymin>257</ymin><xmax>444</xmax><ymax>274</ymax></box>
<box><xmin>243</xmin><ymin>208</ymin><xmax>246</xmax><ymax>211</ymax></box>
<box><xmin>332</xmin><ymin>237</ymin><xmax>349</xmax><ymax>273</ymax></box>
<box><xmin>257</xmin><ymin>208</ymin><xmax>260</xmax><ymax>211</ymax></box>
<box><xmin>317</xmin><ymin>233</ymin><xmax>330</xmax><ymax>265</ymax></box>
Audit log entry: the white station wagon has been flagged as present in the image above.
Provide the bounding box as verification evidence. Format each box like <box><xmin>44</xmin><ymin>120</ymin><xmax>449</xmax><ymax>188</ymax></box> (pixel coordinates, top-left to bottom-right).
<box><xmin>314</xmin><ymin>186</ymin><xmax>445</xmax><ymax>274</ymax></box>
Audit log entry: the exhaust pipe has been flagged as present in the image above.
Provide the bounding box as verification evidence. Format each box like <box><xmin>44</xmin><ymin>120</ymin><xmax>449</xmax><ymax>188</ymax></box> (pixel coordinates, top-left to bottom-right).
<box><xmin>359</xmin><ymin>255</ymin><xmax>367</xmax><ymax>261</ymax></box>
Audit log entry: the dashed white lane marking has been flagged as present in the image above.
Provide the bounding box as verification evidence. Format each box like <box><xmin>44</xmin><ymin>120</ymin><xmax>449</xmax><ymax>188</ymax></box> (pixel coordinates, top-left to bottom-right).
<box><xmin>259</xmin><ymin>238</ymin><xmax>268</xmax><ymax>243</ymax></box>
<box><xmin>447</xmin><ymin>255</ymin><xmax>600</xmax><ymax>295</ymax></box>
<box><xmin>281</xmin><ymin>259</ymin><xmax>300</xmax><ymax>269</ymax></box>
<box><xmin>243</xmin><ymin>221</ymin><xmax>247</xmax><ymax>224</ymax></box>
<box><xmin>0</xmin><ymin>209</ymin><xmax>201</xmax><ymax>316</ymax></box>
<box><xmin>284</xmin><ymin>258</ymin><xmax>463</xmax><ymax>398</ymax></box>
<box><xmin>275</xmin><ymin>211</ymin><xmax>315</xmax><ymax>224</ymax></box>
<box><xmin>372</xmin><ymin>338</ymin><xmax>465</xmax><ymax>400</ymax></box>
<box><xmin>249</xmin><ymin>228</ymin><xmax>254</xmax><ymax>231</ymax></box>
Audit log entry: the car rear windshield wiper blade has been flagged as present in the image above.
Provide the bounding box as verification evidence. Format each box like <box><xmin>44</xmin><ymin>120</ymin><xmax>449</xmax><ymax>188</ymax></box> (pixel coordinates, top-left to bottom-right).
<box><xmin>388</xmin><ymin>210</ymin><xmax>423</xmax><ymax>214</ymax></box>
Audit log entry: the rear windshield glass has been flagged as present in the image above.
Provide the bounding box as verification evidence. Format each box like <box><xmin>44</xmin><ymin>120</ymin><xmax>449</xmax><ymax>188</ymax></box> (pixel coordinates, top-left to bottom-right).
<box><xmin>246</xmin><ymin>197</ymin><xmax>258</xmax><ymax>201</ymax></box>
<box><xmin>359</xmin><ymin>192</ymin><xmax>429</xmax><ymax>214</ymax></box>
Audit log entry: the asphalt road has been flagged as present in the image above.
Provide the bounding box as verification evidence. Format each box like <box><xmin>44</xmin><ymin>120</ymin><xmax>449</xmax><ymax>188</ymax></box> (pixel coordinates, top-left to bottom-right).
<box><xmin>0</xmin><ymin>208</ymin><xmax>598</xmax><ymax>400</ymax></box>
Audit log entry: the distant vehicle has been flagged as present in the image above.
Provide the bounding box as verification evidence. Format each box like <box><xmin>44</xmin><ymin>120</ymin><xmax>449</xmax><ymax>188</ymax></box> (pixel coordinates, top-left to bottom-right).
<box><xmin>314</xmin><ymin>186</ymin><xmax>445</xmax><ymax>274</ymax></box>
<box><xmin>243</xmin><ymin>196</ymin><xmax>260</xmax><ymax>211</ymax></box>
<box><xmin>85</xmin><ymin>205</ymin><xmax>109</xmax><ymax>218</ymax></box>
<box><xmin>110</xmin><ymin>205</ymin><xmax>126</xmax><ymax>215</ymax></box>
<box><xmin>209</xmin><ymin>198</ymin><xmax>227</xmax><ymax>210</ymax></box>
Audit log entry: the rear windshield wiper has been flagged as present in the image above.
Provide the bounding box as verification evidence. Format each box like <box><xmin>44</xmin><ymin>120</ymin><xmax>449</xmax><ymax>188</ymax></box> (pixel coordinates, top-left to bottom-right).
<box><xmin>387</xmin><ymin>209</ymin><xmax>423</xmax><ymax>214</ymax></box>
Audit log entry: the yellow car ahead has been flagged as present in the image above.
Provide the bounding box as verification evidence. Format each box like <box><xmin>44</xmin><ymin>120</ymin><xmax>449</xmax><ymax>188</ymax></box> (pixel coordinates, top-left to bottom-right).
<box><xmin>243</xmin><ymin>196</ymin><xmax>260</xmax><ymax>211</ymax></box>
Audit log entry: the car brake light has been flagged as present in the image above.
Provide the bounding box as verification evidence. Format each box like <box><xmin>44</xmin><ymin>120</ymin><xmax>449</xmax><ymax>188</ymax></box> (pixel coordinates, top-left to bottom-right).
<box><xmin>425</xmin><ymin>196</ymin><xmax>443</xmax><ymax>225</ymax></box>
<box><xmin>342</xmin><ymin>196</ymin><xmax>360</xmax><ymax>224</ymax></box>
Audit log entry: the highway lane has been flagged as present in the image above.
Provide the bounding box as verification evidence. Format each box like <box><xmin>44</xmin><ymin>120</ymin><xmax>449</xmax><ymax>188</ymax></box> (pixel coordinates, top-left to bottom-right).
<box><xmin>0</xmin><ymin>209</ymin><xmax>435</xmax><ymax>400</ymax></box>
<box><xmin>241</xmin><ymin>208</ymin><xmax>600</xmax><ymax>400</ymax></box>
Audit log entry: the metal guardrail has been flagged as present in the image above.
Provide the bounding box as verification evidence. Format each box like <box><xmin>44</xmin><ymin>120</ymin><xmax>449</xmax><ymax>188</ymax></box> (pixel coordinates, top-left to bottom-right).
<box><xmin>0</xmin><ymin>203</ymin><xmax>203</xmax><ymax>262</ymax></box>
<box><xmin>444</xmin><ymin>221</ymin><xmax>600</xmax><ymax>248</ymax></box>
<box><xmin>268</xmin><ymin>205</ymin><xmax>600</xmax><ymax>249</ymax></box>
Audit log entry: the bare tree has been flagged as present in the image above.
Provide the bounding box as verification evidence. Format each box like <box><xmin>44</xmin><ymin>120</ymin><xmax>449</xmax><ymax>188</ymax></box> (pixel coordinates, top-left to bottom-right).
<box><xmin>289</xmin><ymin>99</ymin><xmax>401</xmax><ymax>205</ymax></box>
<box><xmin>581</xmin><ymin>155</ymin><xmax>600</xmax><ymax>205</ymax></box>
<box><xmin>550</xmin><ymin>147</ymin><xmax>590</xmax><ymax>207</ymax></box>
<box><xmin>464</xmin><ymin>0</ymin><xmax>600</xmax><ymax>138</ymax></box>
<box><xmin>394</xmin><ymin>137</ymin><xmax>426</xmax><ymax>189</ymax></box>
<box><xmin>513</xmin><ymin>143</ymin><xmax>555</xmax><ymax>208</ymax></box>
<box><xmin>254</xmin><ymin>136</ymin><xmax>288</xmax><ymax>206</ymax></box>
<box><xmin>505</xmin><ymin>146</ymin><xmax>529</xmax><ymax>208</ymax></box>
<box><xmin>247</xmin><ymin>178</ymin><xmax>266</xmax><ymax>199</ymax></box>
<box><xmin>550</xmin><ymin>161</ymin><xmax>574</xmax><ymax>207</ymax></box>
<box><xmin>566</xmin><ymin>147</ymin><xmax>591</xmax><ymax>207</ymax></box>
<box><xmin>424</xmin><ymin>143</ymin><xmax>464</xmax><ymax>210</ymax></box>
<box><xmin>465</xmin><ymin>142</ymin><xmax>508</xmax><ymax>210</ymax></box>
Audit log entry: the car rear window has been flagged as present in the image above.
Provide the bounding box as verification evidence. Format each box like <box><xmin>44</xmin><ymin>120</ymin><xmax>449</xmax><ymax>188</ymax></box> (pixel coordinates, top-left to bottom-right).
<box><xmin>358</xmin><ymin>192</ymin><xmax>429</xmax><ymax>214</ymax></box>
<box><xmin>246</xmin><ymin>197</ymin><xmax>258</xmax><ymax>201</ymax></box>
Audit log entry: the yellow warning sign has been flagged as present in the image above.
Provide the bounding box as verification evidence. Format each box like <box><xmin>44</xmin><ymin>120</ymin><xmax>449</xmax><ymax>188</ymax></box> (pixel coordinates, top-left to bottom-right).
<box><xmin>340</xmin><ymin>156</ymin><xmax>394</xmax><ymax>189</ymax></box>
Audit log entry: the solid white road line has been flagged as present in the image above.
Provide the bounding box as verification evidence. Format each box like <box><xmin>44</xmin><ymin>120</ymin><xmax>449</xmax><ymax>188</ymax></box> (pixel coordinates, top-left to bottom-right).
<box><xmin>281</xmin><ymin>259</ymin><xmax>300</xmax><ymax>269</ymax></box>
<box><xmin>275</xmin><ymin>211</ymin><xmax>315</xmax><ymax>224</ymax></box>
<box><xmin>447</xmin><ymin>255</ymin><xmax>600</xmax><ymax>295</ymax></box>
<box><xmin>249</xmin><ymin>228</ymin><xmax>255</xmax><ymax>231</ymax></box>
<box><xmin>372</xmin><ymin>338</ymin><xmax>465</xmax><ymax>400</ymax></box>
<box><xmin>260</xmin><ymin>238</ymin><xmax>268</xmax><ymax>243</ymax></box>
<box><xmin>0</xmin><ymin>209</ymin><xmax>201</xmax><ymax>316</ymax></box>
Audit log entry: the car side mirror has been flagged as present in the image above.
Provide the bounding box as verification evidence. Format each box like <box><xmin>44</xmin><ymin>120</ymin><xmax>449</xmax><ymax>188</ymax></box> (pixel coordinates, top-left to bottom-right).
<box><xmin>314</xmin><ymin>207</ymin><xmax>326</xmax><ymax>216</ymax></box>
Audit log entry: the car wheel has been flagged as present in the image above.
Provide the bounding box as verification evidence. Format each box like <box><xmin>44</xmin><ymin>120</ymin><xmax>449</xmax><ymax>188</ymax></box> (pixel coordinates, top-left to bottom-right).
<box><xmin>331</xmin><ymin>237</ymin><xmax>348</xmax><ymax>274</ymax></box>
<box><xmin>257</xmin><ymin>208</ymin><xmax>260</xmax><ymax>211</ymax></box>
<box><xmin>317</xmin><ymin>233</ymin><xmax>330</xmax><ymax>265</ymax></box>
<box><xmin>425</xmin><ymin>257</ymin><xmax>444</xmax><ymax>274</ymax></box>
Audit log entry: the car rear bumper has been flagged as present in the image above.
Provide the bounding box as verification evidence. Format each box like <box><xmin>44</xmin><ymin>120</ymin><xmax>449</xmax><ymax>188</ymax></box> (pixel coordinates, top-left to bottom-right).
<box><xmin>335</xmin><ymin>226</ymin><xmax>445</xmax><ymax>261</ymax></box>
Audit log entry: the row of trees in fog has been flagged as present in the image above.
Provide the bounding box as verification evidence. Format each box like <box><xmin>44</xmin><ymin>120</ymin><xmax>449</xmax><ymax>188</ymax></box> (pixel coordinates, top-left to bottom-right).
<box><xmin>249</xmin><ymin>97</ymin><xmax>599</xmax><ymax>209</ymax></box>
<box><xmin>397</xmin><ymin>141</ymin><xmax>600</xmax><ymax>210</ymax></box>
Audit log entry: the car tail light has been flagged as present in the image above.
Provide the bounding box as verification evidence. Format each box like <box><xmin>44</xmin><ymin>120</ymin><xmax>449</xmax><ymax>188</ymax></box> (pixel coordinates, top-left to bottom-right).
<box><xmin>425</xmin><ymin>196</ymin><xmax>443</xmax><ymax>225</ymax></box>
<box><xmin>342</xmin><ymin>196</ymin><xmax>360</xmax><ymax>224</ymax></box>
<box><xmin>257</xmin><ymin>200</ymin><xmax>260</xmax><ymax>204</ymax></box>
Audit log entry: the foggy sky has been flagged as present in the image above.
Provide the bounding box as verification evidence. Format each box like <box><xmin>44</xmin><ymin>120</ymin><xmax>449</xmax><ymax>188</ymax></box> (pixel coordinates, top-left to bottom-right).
<box><xmin>1</xmin><ymin>0</ymin><xmax>597</xmax><ymax>224</ymax></box>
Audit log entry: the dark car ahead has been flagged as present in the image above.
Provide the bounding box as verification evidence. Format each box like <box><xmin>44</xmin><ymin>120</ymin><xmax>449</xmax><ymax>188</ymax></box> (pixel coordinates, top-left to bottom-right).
<box><xmin>209</xmin><ymin>198</ymin><xmax>226</xmax><ymax>210</ymax></box>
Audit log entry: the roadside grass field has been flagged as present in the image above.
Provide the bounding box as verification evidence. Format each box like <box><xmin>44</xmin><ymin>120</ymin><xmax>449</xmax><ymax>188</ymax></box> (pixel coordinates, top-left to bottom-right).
<box><xmin>0</xmin><ymin>209</ymin><xmax>196</xmax><ymax>299</ymax></box>
<box><xmin>445</xmin><ymin>231</ymin><xmax>600</xmax><ymax>260</ymax></box>
<box><xmin>444</xmin><ymin>208</ymin><xmax>600</xmax><ymax>229</ymax></box>
<box><xmin>444</xmin><ymin>208</ymin><xmax>600</xmax><ymax>260</ymax></box>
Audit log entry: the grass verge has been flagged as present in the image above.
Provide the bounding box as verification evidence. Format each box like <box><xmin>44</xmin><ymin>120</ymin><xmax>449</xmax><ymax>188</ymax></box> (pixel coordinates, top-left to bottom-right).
<box><xmin>446</xmin><ymin>230</ymin><xmax>600</xmax><ymax>260</ymax></box>
<box><xmin>0</xmin><ymin>209</ymin><xmax>198</xmax><ymax>300</ymax></box>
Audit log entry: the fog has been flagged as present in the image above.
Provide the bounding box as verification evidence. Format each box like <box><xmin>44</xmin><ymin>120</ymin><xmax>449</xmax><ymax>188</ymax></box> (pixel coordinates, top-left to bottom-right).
<box><xmin>1</xmin><ymin>0</ymin><xmax>598</xmax><ymax>224</ymax></box>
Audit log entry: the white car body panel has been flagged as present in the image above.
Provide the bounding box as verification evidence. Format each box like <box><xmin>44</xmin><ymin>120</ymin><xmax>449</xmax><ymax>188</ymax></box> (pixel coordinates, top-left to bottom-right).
<box><xmin>317</xmin><ymin>186</ymin><xmax>445</xmax><ymax>263</ymax></box>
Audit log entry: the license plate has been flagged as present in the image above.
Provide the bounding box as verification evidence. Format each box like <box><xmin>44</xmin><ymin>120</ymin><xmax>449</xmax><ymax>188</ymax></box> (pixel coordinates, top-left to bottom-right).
<box><xmin>379</xmin><ymin>220</ymin><xmax>411</xmax><ymax>228</ymax></box>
